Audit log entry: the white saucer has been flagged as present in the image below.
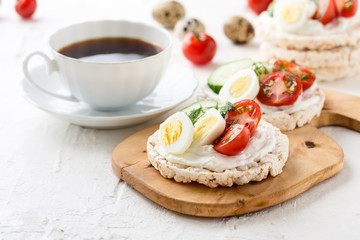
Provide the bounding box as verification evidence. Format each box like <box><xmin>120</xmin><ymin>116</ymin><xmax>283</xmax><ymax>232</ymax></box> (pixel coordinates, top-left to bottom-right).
<box><xmin>21</xmin><ymin>62</ymin><xmax>198</xmax><ymax>129</ymax></box>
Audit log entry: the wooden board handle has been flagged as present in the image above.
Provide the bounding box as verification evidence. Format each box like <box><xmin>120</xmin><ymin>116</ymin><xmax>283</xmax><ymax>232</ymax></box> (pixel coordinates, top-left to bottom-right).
<box><xmin>311</xmin><ymin>88</ymin><xmax>360</xmax><ymax>132</ymax></box>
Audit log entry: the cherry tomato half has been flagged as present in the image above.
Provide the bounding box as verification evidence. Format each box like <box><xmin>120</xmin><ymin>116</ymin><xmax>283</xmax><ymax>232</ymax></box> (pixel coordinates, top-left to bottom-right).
<box><xmin>313</xmin><ymin>0</ymin><xmax>337</xmax><ymax>25</ymax></box>
<box><xmin>257</xmin><ymin>71</ymin><xmax>303</xmax><ymax>106</ymax></box>
<box><xmin>224</xmin><ymin>99</ymin><xmax>261</xmax><ymax>137</ymax></box>
<box><xmin>182</xmin><ymin>32</ymin><xmax>217</xmax><ymax>65</ymax></box>
<box><xmin>15</xmin><ymin>0</ymin><xmax>37</xmax><ymax>19</ymax></box>
<box><xmin>273</xmin><ymin>60</ymin><xmax>316</xmax><ymax>91</ymax></box>
<box><xmin>213</xmin><ymin>123</ymin><xmax>250</xmax><ymax>156</ymax></box>
<box><xmin>247</xmin><ymin>0</ymin><xmax>273</xmax><ymax>15</ymax></box>
<box><xmin>335</xmin><ymin>0</ymin><xmax>358</xmax><ymax>17</ymax></box>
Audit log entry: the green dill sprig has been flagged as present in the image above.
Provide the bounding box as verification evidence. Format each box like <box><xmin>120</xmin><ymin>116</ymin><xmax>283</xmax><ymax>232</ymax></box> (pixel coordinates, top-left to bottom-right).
<box><xmin>226</xmin><ymin>119</ymin><xmax>239</xmax><ymax>126</ymax></box>
<box><xmin>285</xmin><ymin>72</ymin><xmax>296</xmax><ymax>82</ymax></box>
<box><xmin>252</xmin><ymin>62</ymin><xmax>271</xmax><ymax>82</ymax></box>
<box><xmin>298</xmin><ymin>72</ymin><xmax>311</xmax><ymax>80</ymax></box>
<box><xmin>273</xmin><ymin>61</ymin><xmax>286</xmax><ymax>72</ymax></box>
<box><xmin>188</xmin><ymin>106</ymin><xmax>206</xmax><ymax>125</ymax></box>
<box><xmin>219</xmin><ymin>102</ymin><xmax>236</xmax><ymax>118</ymax></box>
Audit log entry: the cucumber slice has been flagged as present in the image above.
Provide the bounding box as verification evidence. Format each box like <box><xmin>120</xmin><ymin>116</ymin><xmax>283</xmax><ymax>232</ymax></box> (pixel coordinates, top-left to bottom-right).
<box><xmin>267</xmin><ymin>1</ymin><xmax>276</xmax><ymax>17</ymax></box>
<box><xmin>181</xmin><ymin>99</ymin><xmax>218</xmax><ymax>125</ymax></box>
<box><xmin>207</xmin><ymin>58</ymin><xmax>254</xmax><ymax>94</ymax></box>
<box><xmin>181</xmin><ymin>99</ymin><xmax>218</xmax><ymax>115</ymax></box>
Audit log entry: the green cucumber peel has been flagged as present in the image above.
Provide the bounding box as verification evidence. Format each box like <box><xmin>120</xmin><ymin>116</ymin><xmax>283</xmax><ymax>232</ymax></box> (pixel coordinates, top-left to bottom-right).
<box><xmin>207</xmin><ymin>58</ymin><xmax>254</xmax><ymax>94</ymax></box>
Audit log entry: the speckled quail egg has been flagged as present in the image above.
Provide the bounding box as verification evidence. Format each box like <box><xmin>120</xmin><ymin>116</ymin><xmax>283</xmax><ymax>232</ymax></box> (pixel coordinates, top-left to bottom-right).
<box><xmin>192</xmin><ymin>108</ymin><xmax>226</xmax><ymax>147</ymax></box>
<box><xmin>223</xmin><ymin>16</ymin><xmax>255</xmax><ymax>44</ymax></box>
<box><xmin>273</xmin><ymin>0</ymin><xmax>316</xmax><ymax>31</ymax></box>
<box><xmin>159</xmin><ymin>112</ymin><xmax>194</xmax><ymax>154</ymax></box>
<box><xmin>152</xmin><ymin>1</ymin><xmax>186</xmax><ymax>29</ymax></box>
<box><xmin>174</xmin><ymin>18</ymin><xmax>206</xmax><ymax>39</ymax></box>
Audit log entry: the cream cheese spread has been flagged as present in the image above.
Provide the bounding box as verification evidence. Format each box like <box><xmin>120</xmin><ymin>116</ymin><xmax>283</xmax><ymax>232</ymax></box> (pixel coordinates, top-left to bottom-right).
<box><xmin>258</xmin><ymin>11</ymin><xmax>360</xmax><ymax>36</ymax></box>
<box><xmin>203</xmin><ymin>81</ymin><xmax>322</xmax><ymax>115</ymax></box>
<box><xmin>154</xmin><ymin>120</ymin><xmax>277</xmax><ymax>172</ymax></box>
<box><xmin>257</xmin><ymin>83</ymin><xmax>322</xmax><ymax>114</ymax></box>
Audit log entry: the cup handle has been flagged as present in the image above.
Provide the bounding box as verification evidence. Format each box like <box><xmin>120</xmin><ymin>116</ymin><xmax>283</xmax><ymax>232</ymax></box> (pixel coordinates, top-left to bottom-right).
<box><xmin>23</xmin><ymin>51</ymin><xmax>78</xmax><ymax>102</ymax></box>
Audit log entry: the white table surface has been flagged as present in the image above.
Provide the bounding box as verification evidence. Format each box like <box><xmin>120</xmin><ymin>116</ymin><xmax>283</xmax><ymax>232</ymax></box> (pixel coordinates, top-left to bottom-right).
<box><xmin>1</xmin><ymin>0</ymin><xmax>360</xmax><ymax>239</ymax></box>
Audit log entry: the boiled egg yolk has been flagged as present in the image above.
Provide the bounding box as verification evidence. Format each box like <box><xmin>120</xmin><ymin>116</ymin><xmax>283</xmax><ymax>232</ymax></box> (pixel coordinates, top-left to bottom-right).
<box><xmin>194</xmin><ymin>116</ymin><xmax>217</xmax><ymax>141</ymax></box>
<box><xmin>281</xmin><ymin>4</ymin><xmax>302</xmax><ymax>24</ymax></box>
<box><xmin>192</xmin><ymin>108</ymin><xmax>225</xmax><ymax>147</ymax></box>
<box><xmin>230</xmin><ymin>75</ymin><xmax>252</xmax><ymax>98</ymax></box>
<box><xmin>159</xmin><ymin>112</ymin><xmax>194</xmax><ymax>154</ymax></box>
<box><xmin>219</xmin><ymin>69</ymin><xmax>259</xmax><ymax>104</ymax></box>
<box><xmin>161</xmin><ymin>120</ymin><xmax>182</xmax><ymax>146</ymax></box>
<box><xmin>273</xmin><ymin>0</ymin><xmax>316</xmax><ymax>31</ymax></box>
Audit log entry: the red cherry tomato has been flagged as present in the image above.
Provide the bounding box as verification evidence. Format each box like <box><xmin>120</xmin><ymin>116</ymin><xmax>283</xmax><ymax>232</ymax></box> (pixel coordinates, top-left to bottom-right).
<box><xmin>335</xmin><ymin>0</ymin><xmax>358</xmax><ymax>17</ymax></box>
<box><xmin>182</xmin><ymin>32</ymin><xmax>217</xmax><ymax>65</ymax></box>
<box><xmin>247</xmin><ymin>0</ymin><xmax>273</xmax><ymax>15</ymax></box>
<box><xmin>257</xmin><ymin>71</ymin><xmax>303</xmax><ymax>106</ymax></box>
<box><xmin>15</xmin><ymin>0</ymin><xmax>37</xmax><ymax>19</ymax></box>
<box><xmin>224</xmin><ymin>99</ymin><xmax>261</xmax><ymax>137</ymax></box>
<box><xmin>273</xmin><ymin>60</ymin><xmax>316</xmax><ymax>91</ymax></box>
<box><xmin>213</xmin><ymin>123</ymin><xmax>250</xmax><ymax>156</ymax></box>
<box><xmin>313</xmin><ymin>0</ymin><xmax>337</xmax><ymax>25</ymax></box>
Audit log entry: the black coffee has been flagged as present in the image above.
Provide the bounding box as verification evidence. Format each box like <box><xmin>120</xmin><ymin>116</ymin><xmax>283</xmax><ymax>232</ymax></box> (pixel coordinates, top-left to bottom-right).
<box><xmin>58</xmin><ymin>37</ymin><xmax>163</xmax><ymax>63</ymax></box>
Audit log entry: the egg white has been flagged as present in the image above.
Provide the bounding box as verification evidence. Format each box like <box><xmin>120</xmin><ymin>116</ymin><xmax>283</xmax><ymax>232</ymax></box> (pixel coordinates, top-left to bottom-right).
<box><xmin>219</xmin><ymin>69</ymin><xmax>259</xmax><ymax>103</ymax></box>
<box><xmin>191</xmin><ymin>108</ymin><xmax>226</xmax><ymax>147</ymax></box>
<box><xmin>274</xmin><ymin>0</ymin><xmax>316</xmax><ymax>32</ymax></box>
<box><xmin>159</xmin><ymin>112</ymin><xmax>194</xmax><ymax>155</ymax></box>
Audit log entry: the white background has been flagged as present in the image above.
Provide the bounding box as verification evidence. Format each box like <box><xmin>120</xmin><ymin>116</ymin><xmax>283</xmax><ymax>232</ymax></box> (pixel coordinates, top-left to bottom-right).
<box><xmin>0</xmin><ymin>0</ymin><xmax>359</xmax><ymax>239</ymax></box>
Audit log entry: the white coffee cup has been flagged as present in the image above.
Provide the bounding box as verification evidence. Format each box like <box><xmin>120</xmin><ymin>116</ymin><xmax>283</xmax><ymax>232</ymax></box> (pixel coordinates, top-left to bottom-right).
<box><xmin>23</xmin><ymin>20</ymin><xmax>172</xmax><ymax>111</ymax></box>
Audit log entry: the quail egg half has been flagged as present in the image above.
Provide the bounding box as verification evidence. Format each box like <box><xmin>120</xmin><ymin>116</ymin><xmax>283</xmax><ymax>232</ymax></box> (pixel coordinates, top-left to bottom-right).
<box><xmin>273</xmin><ymin>0</ymin><xmax>317</xmax><ymax>31</ymax></box>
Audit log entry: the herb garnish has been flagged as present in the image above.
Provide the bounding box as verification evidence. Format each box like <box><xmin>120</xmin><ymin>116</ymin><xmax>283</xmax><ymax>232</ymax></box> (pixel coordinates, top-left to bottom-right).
<box><xmin>188</xmin><ymin>106</ymin><xmax>206</xmax><ymax>125</ymax></box>
<box><xmin>226</xmin><ymin>119</ymin><xmax>239</xmax><ymax>126</ymax></box>
<box><xmin>252</xmin><ymin>62</ymin><xmax>271</xmax><ymax>81</ymax></box>
<box><xmin>298</xmin><ymin>72</ymin><xmax>311</xmax><ymax>80</ymax></box>
<box><xmin>219</xmin><ymin>102</ymin><xmax>236</xmax><ymax>118</ymax></box>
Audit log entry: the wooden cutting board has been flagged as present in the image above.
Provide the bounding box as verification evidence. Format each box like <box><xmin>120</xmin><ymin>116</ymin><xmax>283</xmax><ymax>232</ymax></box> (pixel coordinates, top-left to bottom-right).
<box><xmin>111</xmin><ymin>89</ymin><xmax>360</xmax><ymax>217</ymax></box>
